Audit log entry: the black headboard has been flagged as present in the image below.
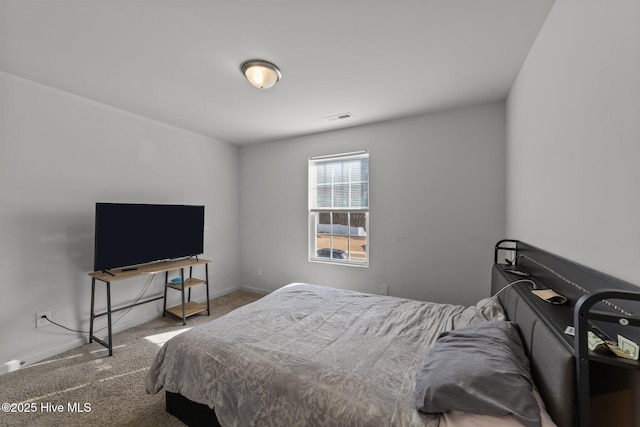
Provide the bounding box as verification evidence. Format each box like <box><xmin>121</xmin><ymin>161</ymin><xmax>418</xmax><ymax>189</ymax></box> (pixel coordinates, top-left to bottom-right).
<box><xmin>492</xmin><ymin>264</ymin><xmax>575</xmax><ymax>427</ymax></box>
<box><xmin>492</xmin><ymin>239</ymin><xmax>640</xmax><ymax>427</ymax></box>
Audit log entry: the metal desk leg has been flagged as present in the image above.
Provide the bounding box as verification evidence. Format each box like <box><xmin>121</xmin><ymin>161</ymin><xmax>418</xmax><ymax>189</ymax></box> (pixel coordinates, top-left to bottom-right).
<box><xmin>89</xmin><ymin>278</ymin><xmax>96</xmax><ymax>343</ymax></box>
<box><xmin>163</xmin><ymin>271</ymin><xmax>168</xmax><ymax>317</ymax></box>
<box><xmin>180</xmin><ymin>268</ymin><xmax>186</xmax><ymax>325</ymax></box>
<box><xmin>106</xmin><ymin>281</ymin><xmax>113</xmax><ymax>356</ymax></box>
<box><xmin>205</xmin><ymin>263</ymin><xmax>210</xmax><ymax>315</ymax></box>
<box><xmin>188</xmin><ymin>266</ymin><xmax>193</xmax><ymax>302</ymax></box>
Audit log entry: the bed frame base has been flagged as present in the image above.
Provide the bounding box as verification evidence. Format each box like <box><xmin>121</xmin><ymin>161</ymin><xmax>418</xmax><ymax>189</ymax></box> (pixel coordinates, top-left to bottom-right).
<box><xmin>166</xmin><ymin>391</ymin><xmax>220</xmax><ymax>427</ymax></box>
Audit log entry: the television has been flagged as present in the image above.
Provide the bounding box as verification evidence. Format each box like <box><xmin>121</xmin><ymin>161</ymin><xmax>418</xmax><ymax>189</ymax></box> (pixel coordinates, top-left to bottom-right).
<box><xmin>93</xmin><ymin>203</ymin><xmax>205</xmax><ymax>272</ymax></box>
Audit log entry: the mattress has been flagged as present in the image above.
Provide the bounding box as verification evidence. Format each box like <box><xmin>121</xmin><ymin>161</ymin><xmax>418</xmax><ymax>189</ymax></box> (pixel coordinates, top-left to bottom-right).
<box><xmin>146</xmin><ymin>283</ymin><xmax>549</xmax><ymax>426</ymax></box>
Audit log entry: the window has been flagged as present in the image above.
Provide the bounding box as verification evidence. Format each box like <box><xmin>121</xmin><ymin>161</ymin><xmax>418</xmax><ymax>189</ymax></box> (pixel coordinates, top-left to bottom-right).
<box><xmin>308</xmin><ymin>151</ymin><xmax>369</xmax><ymax>266</ymax></box>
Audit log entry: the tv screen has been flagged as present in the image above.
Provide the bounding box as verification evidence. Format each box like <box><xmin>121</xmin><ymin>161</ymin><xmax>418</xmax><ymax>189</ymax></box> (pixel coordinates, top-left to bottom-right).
<box><xmin>93</xmin><ymin>203</ymin><xmax>205</xmax><ymax>272</ymax></box>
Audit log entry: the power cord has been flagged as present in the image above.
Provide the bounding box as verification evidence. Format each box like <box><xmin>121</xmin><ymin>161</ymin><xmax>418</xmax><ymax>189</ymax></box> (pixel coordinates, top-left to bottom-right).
<box><xmin>41</xmin><ymin>314</ymin><xmax>87</xmax><ymax>333</ymax></box>
<box><xmin>464</xmin><ymin>279</ymin><xmax>538</xmax><ymax>324</ymax></box>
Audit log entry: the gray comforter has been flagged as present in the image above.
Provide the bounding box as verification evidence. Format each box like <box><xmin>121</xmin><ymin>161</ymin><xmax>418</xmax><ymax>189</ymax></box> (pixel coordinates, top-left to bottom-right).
<box><xmin>146</xmin><ymin>283</ymin><xmax>502</xmax><ymax>426</ymax></box>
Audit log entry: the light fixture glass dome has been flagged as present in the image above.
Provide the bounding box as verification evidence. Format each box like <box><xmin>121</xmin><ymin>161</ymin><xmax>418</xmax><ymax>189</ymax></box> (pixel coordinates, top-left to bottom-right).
<box><xmin>241</xmin><ymin>60</ymin><xmax>282</xmax><ymax>89</ymax></box>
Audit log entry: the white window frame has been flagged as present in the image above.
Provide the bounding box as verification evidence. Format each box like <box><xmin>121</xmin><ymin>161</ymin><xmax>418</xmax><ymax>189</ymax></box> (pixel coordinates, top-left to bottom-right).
<box><xmin>308</xmin><ymin>151</ymin><xmax>369</xmax><ymax>266</ymax></box>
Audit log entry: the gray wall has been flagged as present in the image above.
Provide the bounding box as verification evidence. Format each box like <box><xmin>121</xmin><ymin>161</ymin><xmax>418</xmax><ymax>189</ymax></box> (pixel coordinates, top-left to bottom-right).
<box><xmin>507</xmin><ymin>1</ymin><xmax>640</xmax><ymax>287</ymax></box>
<box><xmin>0</xmin><ymin>72</ymin><xmax>241</xmax><ymax>371</ymax></box>
<box><xmin>507</xmin><ymin>3</ymin><xmax>640</xmax><ymax>420</ymax></box>
<box><xmin>239</xmin><ymin>102</ymin><xmax>506</xmax><ymax>305</ymax></box>
<box><xmin>0</xmin><ymin>74</ymin><xmax>507</xmax><ymax>371</ymax></box>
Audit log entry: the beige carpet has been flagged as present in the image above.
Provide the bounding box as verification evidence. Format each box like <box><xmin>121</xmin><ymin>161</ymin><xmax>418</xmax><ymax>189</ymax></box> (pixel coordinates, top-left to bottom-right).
<box><xmin>0</xmin><ymin>290</ymin><xmax>262</xmax><ymax>427</ymax></box>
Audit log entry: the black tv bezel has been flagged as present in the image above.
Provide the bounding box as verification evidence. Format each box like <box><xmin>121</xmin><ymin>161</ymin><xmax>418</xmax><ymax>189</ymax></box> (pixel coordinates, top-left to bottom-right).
<box><xmin>93</xmin><ymin>202</ymin><xmax>205</xmax><ymax>272</ymax></box>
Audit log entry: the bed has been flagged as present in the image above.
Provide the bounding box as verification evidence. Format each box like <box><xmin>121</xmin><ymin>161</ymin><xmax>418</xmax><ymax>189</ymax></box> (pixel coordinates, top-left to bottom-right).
<box><xmin>146</xmin><ymin>240</ymin><xmax>640</xmax><ymax>427</ymax></box>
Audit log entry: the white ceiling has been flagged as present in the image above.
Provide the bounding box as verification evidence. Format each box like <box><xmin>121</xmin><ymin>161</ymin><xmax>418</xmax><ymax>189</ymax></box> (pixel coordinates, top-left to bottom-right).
<box><xmin>1</xmin><ymin>0</ymin><xmax>555</xmax><ymax>145</ymax></box>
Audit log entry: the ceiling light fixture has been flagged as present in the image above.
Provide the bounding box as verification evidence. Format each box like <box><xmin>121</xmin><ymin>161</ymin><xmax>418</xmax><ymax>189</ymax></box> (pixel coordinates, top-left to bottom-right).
<box><xmin>241</xmin><ymin>60</ymin><xmax>282</xmax><ymax>89</ymax></box>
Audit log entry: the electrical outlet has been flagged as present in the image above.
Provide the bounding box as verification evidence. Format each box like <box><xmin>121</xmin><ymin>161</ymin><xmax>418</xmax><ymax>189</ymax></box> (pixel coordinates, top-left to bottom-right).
<box><xmin>36</xmin><ymin>311</ymin><xmax>51</xmax><ymax>328</ymax></box>
<box><xmin>381</xmin><ymin>284</ymin><xmax>389</xmax><ymax>296</ymax></box>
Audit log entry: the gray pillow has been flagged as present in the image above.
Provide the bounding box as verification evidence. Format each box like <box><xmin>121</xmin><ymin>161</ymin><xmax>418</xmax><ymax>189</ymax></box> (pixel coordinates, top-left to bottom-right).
<box><xmin>414</xmin><ymin>321</ymin><xmax>541</xmax><ymax>427</ymax></box>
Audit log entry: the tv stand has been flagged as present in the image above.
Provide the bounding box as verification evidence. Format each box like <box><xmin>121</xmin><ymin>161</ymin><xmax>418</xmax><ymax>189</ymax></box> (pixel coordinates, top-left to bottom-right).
<box><xmin>88</xmin><ymin>258</ymin><xmax>211</xmax><ymax>356</ymax></box>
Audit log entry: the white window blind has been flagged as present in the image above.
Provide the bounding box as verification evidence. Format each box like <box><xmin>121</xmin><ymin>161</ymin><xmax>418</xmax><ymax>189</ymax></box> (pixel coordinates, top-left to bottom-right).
<box><xmin>308</xmin><ymin>151</ymin><xmax>369</xmax><ymax>265</ymax></box>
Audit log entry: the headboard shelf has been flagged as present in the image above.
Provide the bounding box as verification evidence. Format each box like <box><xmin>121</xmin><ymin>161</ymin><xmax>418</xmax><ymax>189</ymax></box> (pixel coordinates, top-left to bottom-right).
<box><xmin>494</xmin><ymin>264</ymin><xmax>575</xmax><ymax>351</ymax></box>
<box><xmin>495</xmin><ymin>240</ymin><xmax>639</xmax><ymax>309</ymax></box>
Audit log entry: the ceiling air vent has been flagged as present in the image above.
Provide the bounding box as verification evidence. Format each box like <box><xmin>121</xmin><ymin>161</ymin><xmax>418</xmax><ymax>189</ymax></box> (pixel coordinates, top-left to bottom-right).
<box><xmin>323</xmin><ymin>112</ymin><xmax>354</xmax><ymax>122</ymax></box>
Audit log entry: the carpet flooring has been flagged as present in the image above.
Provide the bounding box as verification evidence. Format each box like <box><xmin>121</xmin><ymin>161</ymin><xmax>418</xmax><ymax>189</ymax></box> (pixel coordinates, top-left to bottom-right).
<box><xmin>0</xmin><ymin>290</ymin><xmax>262</xmax><ymax>427</ymax></box>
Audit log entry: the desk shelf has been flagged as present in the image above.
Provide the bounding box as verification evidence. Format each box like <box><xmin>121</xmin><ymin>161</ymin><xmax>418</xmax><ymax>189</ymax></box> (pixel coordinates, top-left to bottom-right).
<box><xmin>163</xmin><ymin>264</ymin><xmax>210</xmax><ymax>325</ymax></box>
<box><xmin>165</xmin><ymin>301</ymin><xmax>208</xmax><ymax>318</ymax></box>
<box><xmin>166</xmin><ymin>277</ymin><xmax>206</xmax><ymax>290</ymax></box>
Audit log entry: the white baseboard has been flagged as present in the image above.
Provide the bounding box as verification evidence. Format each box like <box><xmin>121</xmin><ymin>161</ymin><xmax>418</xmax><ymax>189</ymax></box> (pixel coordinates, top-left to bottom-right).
<box><xmin>1</xmin><ymin>286</ymin><xmax>243</xmax><ymax>377</ymax></box>
<box><xmin>1</xmin><ymin>336</ymin><xmax>87</xmax><ymax>376</ymax></box>
<box><xmin>239</xmin><ymin>285</ymin><xmax>271</xmax><ymax>295</ymax></box>
<box><xmin>209</xmin><ymin>286</ymin><xmax>244</xmax><ymax>299</ymax></box>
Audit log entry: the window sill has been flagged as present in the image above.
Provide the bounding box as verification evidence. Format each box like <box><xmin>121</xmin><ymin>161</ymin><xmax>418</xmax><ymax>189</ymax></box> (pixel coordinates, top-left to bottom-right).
<box><xmin>308</xmin><ymin>258</ymin><xmax>369</xmax><ymax>268</ymax></box>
